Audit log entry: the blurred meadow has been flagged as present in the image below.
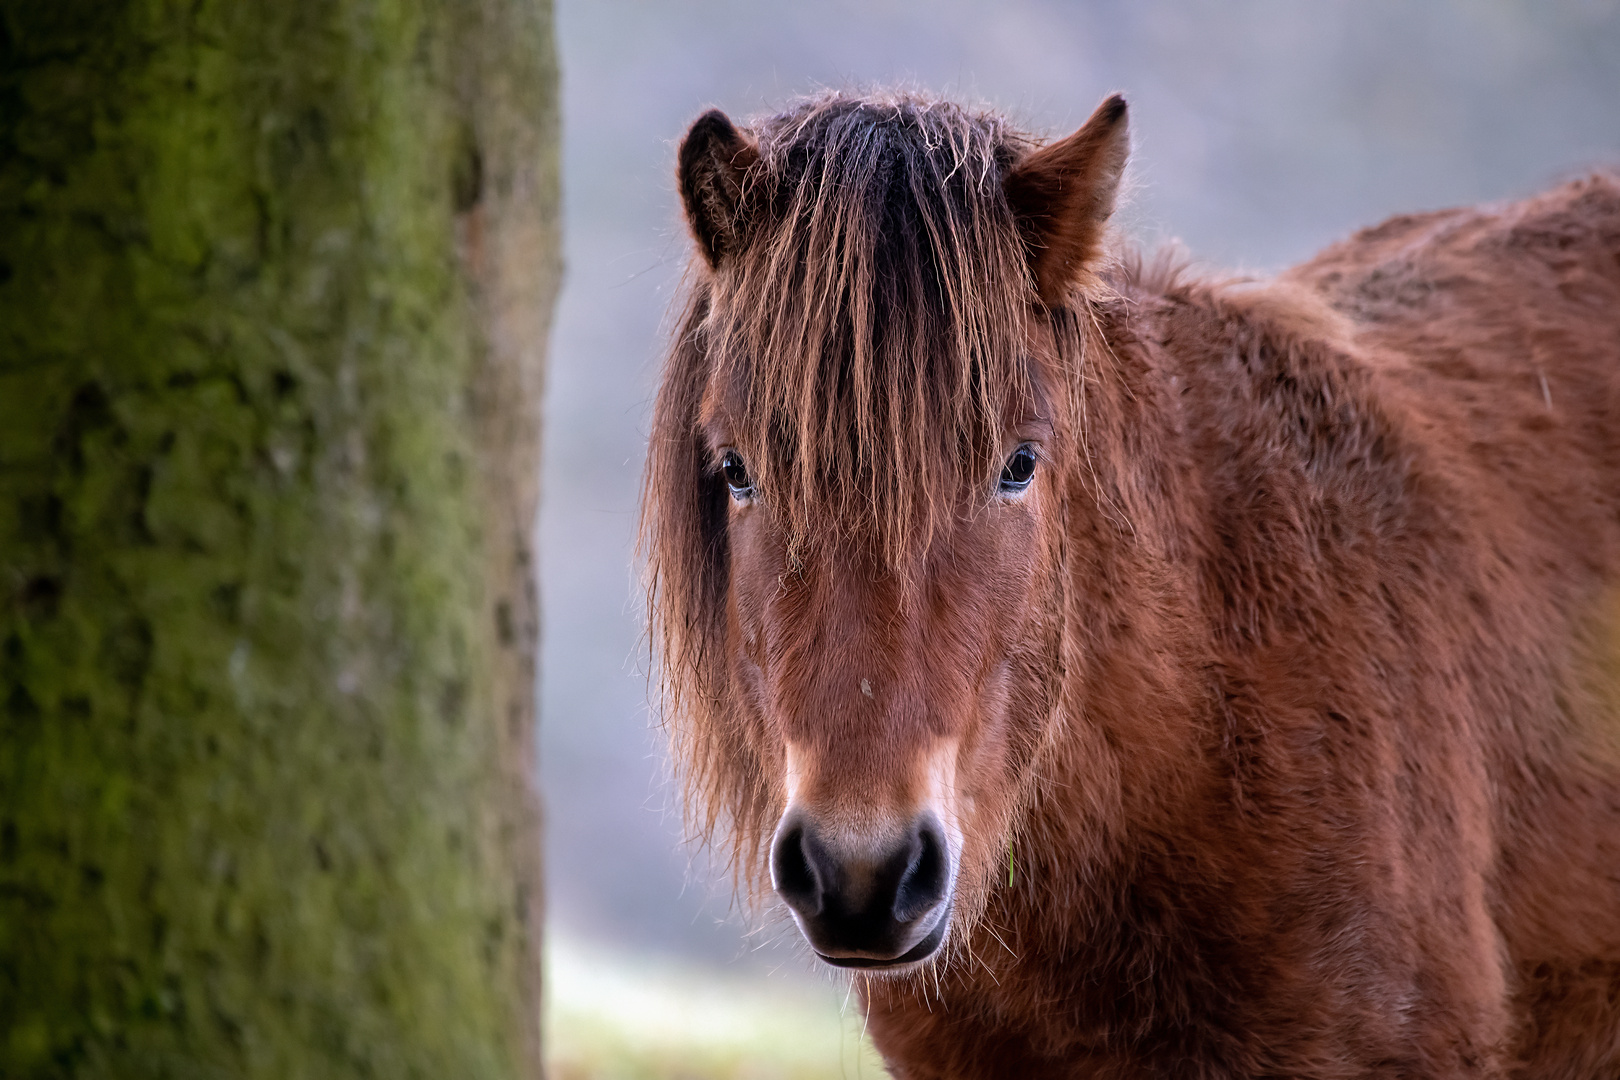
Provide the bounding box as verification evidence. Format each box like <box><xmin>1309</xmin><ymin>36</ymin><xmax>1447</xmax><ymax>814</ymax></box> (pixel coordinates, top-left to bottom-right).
<box><xmin>545</xmin><ymin>939</ymin><xmax>885</xmax><ymax>1080</ymax></box>
<box><xmin>539</xmin><ymin>1</ymin><xmax>1619</xmax><ymax>1074</ymax></box>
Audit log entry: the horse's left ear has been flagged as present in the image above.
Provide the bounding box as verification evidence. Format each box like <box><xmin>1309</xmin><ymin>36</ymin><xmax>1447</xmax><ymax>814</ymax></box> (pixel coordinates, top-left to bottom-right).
<box><xmin>1004</xmin><ymin>94</ymin><xmax>1130</xmax><ymax>307</ymax></box>
<box><xmin>678</xmin><ymin>109</ymin><xmax>760</xmax><ymax>269</ymax></box>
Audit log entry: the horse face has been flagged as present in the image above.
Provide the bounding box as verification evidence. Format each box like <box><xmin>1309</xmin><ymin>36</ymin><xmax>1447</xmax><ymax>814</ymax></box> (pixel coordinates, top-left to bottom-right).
<box><xmin>664</xmin><ymin>91</ymin><xmax>1129</xmax><ymax>972</ymax></box>
<box><xmin>712</xmin><ymin>415</ymin><xmax>1062</xmax><ymax>970</ymax></box>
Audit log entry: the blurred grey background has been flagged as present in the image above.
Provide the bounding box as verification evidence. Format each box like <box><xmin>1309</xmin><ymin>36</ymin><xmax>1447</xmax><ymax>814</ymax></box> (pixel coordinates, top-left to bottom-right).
<box><xmin>540</xmin><ymin>0</ymin><xmax>1620</xmax><ymax>977</ymax></box>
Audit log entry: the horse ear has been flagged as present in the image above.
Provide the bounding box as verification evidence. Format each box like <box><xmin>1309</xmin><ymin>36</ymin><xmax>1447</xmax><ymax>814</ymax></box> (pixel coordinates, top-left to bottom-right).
<box><xmin>678</xmin><ymin>109</ymin><xmax>760</xmax><ymax>269</ymax></box>
<box><xmin>1003</xmin><ymin>94</ymin><xmax>1130</xmax><ymax>306</ymax></box>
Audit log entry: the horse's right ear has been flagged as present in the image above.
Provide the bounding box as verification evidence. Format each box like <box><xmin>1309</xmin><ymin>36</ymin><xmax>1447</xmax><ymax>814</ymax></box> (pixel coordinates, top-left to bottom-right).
<box><xmin>1003</xmin><ymin>94</ymin><xmax>1130</xmax><ymax>307</ymax></box>
<box><xmin>678</xmin><ymin>109</ymin><xmax>760</xmax><ymax>269</ymax></box>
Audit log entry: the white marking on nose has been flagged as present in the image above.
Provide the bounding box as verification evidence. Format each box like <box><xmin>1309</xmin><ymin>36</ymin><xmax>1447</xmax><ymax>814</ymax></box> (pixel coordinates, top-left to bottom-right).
<box><xmin>783</xmin><ymin>742</ymin><xmax>807</xmax><ymax>803</ymax></box>
<box><xmin>923</xmin><ymin>739</ymin><xmax>964</xmax><ymax>864</ymax></box>
<box><xmin>777</xmin><ymin>738</ymin><xmax>963</xmax><ymax>864</ymax></box>
<box><xmin>860</xmin><ymin>678</ymin><xmax>873</xmax><ymax>697</ymax></box>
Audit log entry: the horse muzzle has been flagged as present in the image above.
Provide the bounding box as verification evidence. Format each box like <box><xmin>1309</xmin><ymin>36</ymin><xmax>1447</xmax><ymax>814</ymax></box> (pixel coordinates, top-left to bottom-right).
<box><xmin>770</xmin><ymin>807</ymin><xmax>953</xmax><ymax>969</ymax></box>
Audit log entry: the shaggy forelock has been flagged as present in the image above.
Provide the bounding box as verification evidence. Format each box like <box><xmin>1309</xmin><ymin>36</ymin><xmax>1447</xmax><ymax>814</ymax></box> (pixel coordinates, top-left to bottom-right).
<box><xmin>703</xmin><ymin>91</ymin><xmax>1038</xmax><ymax>564</ymax></box>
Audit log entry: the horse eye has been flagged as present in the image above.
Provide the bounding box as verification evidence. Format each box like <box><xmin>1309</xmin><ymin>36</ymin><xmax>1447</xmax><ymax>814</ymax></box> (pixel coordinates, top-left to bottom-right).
<box><xmin>999</xmin><ymin>445</ymin><xmax>1037</xmax><ymax>494</ymax></box>
<box><xmin>721</xmin><ymin>450</ymin><xmax>754</xmax><ymax>500</ymax></box>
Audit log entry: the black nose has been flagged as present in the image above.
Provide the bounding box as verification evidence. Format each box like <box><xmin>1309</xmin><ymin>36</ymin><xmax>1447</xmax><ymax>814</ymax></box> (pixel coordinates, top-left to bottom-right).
<box><xmin>770</xmin><ymin>810</ymin><xmax>951</xmax><ymax>965</ymax></box>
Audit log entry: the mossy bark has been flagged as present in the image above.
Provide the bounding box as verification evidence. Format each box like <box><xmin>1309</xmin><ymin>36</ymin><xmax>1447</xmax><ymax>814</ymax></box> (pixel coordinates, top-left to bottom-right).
<box><xmin>0</xmin><ymin>0</ymin><xmax>558</xmax><ymax>1076</ymax></box>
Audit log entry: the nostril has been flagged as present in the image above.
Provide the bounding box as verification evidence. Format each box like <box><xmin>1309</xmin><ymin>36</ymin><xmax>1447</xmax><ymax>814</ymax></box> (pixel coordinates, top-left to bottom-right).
<box><xmin>771</xmin><ymin>820</ymin><xmax>823</xmax><ymax>917</ymax></box>
<box><xmin>892</xmin><ymin>815</ymin><xmax>949</xmax><ymax>924</ymax></box>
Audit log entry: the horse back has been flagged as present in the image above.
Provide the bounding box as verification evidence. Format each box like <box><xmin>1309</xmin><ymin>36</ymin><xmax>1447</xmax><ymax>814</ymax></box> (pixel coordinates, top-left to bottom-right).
<box><xmin>1287</xmin><ymin>173</ymin><xmax>1620</xmax><ymax>721</ymax></box>
<box><xmin>1292</xmin><ymin>172</ymin><xmax>1620</xmax><ymax>554</ymax></box>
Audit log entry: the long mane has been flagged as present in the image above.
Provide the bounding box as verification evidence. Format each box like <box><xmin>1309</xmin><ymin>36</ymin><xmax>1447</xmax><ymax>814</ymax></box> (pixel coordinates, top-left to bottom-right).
<box><xmin>643</xmin><ymin>92</ymin><xmax>1052</xmax><ymax>883</ymax></box>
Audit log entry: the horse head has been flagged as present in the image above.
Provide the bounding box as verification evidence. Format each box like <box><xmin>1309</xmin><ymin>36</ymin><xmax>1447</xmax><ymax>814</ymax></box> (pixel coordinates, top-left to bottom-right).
<box><xmin>646</xmin><ymin>91</ymin><xmax>1129</xmax><ymax>971</ymax></box>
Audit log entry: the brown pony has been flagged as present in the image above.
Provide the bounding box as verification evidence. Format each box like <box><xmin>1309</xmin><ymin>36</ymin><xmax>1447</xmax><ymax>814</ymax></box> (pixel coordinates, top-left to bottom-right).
<box><xmin>643</xmin><ymin>89</ymin><xmax>1620</xmax><ymax>1078</ymax></box>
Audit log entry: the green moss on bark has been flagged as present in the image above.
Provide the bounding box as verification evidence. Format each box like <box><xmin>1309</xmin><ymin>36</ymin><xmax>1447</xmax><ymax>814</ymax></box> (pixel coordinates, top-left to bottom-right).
<box><xmin>0</xmin><ymin>0</ymin><xmax>557</xmax><ymax>1076</ymax></box>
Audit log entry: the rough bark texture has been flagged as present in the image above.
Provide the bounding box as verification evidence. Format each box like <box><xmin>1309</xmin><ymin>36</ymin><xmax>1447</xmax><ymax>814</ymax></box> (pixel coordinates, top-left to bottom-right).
<box><xmin>0</xmin><ymin>0</ymin><xmax>558</xmax><ymax>1076</ymax></box>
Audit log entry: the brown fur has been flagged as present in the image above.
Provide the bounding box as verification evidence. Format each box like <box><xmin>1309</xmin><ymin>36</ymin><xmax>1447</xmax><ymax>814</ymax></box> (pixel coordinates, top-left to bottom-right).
<box><xmin>644</xmin><ymin>89</ymin><xmax>1620</xmax><ymax>1078</ymax></box>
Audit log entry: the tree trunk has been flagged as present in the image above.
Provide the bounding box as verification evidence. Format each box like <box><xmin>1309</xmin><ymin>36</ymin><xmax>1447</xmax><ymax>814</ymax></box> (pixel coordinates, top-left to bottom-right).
<box><xmin>0</xmin><ymin>1</ymin><xmax>558</xmax><ymax>1076</ymax></box>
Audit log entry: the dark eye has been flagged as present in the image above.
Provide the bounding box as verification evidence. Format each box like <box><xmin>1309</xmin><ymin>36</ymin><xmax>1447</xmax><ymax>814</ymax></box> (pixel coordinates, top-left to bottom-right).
<box><xmin>998</xmin><ymin>444</ymin><xmax>1036</xmax><ymax>495</ymax></box>
<box><xmin>721</xmin><ymin>450</ymin><xmax>754</xmax><ymax>500</ymax></box>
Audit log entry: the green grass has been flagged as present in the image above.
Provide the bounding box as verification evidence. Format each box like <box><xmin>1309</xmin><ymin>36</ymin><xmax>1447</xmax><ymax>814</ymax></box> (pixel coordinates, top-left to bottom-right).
<box><xmin>545</xmin><ymin>935</ymin><xmax>888</xmax><ymax>1079</ymax></box>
